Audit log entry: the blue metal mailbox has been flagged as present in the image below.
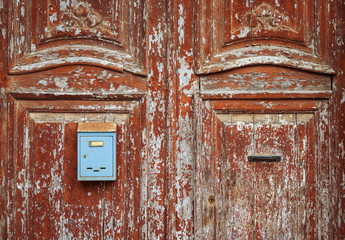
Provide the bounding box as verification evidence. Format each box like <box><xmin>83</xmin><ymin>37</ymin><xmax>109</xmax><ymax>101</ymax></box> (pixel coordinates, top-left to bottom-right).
<box><xmin>77</xmin><ymin>123</ymin><xmax>116</xmax><ymax>181</ymax></box>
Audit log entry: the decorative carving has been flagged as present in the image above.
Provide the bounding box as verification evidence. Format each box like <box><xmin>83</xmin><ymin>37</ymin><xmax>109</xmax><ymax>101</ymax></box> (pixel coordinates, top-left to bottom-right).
<box><xmin>253</xmin><ymin>3</ymin><xmax>284</xmax><ymax>29</ymax></box>
<box><xmin>9</xmin><ymin>0</ymin><xmax>146</xmax><ymax>75</ymax></box>
<box><xmin>196</xmin><ymin>0</ymin><xmax>334</xmax><ymax>75</ymax></box>
<box><xmin>61</xmin><ymin>2</ymin><xmax>103</xmax><ymax>28</ymax></box>
<box><xmin>241</xmin><ymin>3</ymin><xmax>292</xmax><ymax>31</ymax></box>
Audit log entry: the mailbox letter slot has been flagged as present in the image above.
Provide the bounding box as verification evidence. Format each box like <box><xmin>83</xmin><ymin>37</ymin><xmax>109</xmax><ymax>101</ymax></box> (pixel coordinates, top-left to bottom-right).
<box><xmin>248</xmin><ymin>155</ymin><xmax>281</xmax><ymax>162</ymax></box>
<box><xmin>89</xmin><ymin>141</ymin><xmax>104</xmax><ymax>147</ymax></box>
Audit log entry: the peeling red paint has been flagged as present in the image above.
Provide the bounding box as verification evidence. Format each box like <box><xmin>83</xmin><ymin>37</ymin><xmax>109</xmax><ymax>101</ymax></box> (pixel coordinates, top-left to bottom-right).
<box><xmin>0</xmin><ymin>0</ymin><xmax>344</xmax><ymax>239</ymax></box>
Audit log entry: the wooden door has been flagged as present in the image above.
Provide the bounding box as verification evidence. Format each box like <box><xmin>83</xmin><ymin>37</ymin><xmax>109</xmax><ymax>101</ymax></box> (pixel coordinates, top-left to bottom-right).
<box><xmin>0</xmin><ymin>0</ymin><xmax>344</xmax><ymax>239</ymax></box>
<box><xmin>192</xmin><ymin>0</ymin><xmax>341</xmax><ymax>239</ymax></box>
<box><xmin>1</xmin><ymin>0</ymin><xmax>153</xmax><ymax>239</ymax></box>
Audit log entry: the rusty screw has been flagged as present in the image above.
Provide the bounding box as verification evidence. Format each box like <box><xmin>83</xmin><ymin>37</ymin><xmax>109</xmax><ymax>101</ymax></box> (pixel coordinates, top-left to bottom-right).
<box><xmin>208</xmin><ymin>195</ymin><xmax>215</xmax><ymax>204</ymax></box>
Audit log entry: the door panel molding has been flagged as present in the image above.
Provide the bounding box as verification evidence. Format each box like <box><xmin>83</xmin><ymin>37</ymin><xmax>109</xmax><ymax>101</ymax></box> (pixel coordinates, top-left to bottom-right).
<box><xmin>195</xmin><ymin>0</ymin><xmax>335</xmax><ymax>75</ymax></box>
<box><xmin>195</xmin><ymin>98</ymin><xmax>330</xmax><ymax>239</ymax></box>
<box><xmin>8</xmin><ymin>0</ymin><xmax>146</xmax><ymax>75</ymax></box>
<box><xmin>7</xmin><ymin>97</ymin><xmax>143</xmax><ymax>239</ymax></box>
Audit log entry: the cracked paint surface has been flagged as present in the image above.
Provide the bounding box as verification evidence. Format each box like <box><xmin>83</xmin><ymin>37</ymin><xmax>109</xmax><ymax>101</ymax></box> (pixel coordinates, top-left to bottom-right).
<box><xmin>1</xmin><ymin>0</ymin><xmax>344</xmax><ymax>239</ymax></box>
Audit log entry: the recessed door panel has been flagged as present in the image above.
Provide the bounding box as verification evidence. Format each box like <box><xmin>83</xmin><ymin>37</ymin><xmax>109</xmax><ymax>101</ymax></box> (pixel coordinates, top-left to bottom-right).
<box><xmin>8</xmin><ymin>101</ymin><xmax>141</xmax><ymax>239</ymax></box>
<box><xmin>195</xmin><ymin>100</ymin><xmax>329</xmax><ymax>239</ymax></box>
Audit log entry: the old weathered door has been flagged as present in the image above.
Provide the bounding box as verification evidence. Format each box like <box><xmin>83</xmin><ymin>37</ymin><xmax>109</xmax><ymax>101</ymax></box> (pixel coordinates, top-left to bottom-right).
<box><xmin>192</xmin><ymin>0</ymin><xmax>340</xmax><ymax>239</ymax></box>
<box><xmin>1</xmin><ymin>0</ymin><xmax>345</xmax><ymax>239</ymax></box>
<box><xmin>192</xmin><ymin>0</ymin><xmax>344</xmax><ymax>239</ymax></box>
<box><xmin>1</xmin><ymin>0</ymin><xmax>155</xmax><ymax>239</ymax></box>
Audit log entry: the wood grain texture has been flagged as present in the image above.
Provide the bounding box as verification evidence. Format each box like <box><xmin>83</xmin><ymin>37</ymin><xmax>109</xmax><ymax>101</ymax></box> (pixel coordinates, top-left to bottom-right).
<box><xmin>201</xmin><ymin>66</ymin><xmax>332</xmax><ymax>94</ymax></box>
<box><xmin>165</xmin><ymin>0</ymin><xmax>197</xmax><ymax>238</ymax></box>
<box><xmin>222</xmin><ymin>114</ymin><xmax>254</xmax><ymax>239</ymax></box>
<box><xmin>1</xmin><ymin>0</ymin><xmax>344</xmax><ymax>239</ymax></box>
<box><xmin>196</xmin><ymin>100</ymin><xmax>330</xmax><ymax>239</ymax></box>
<box><xmin>9</xmin><ymin>66</ymin><xmax>147</xmax><ymax>97</ymax></box>
<box><xmin>9</xmin><ymin>0</ymin><xmax>146</xmax><ymax>75</ymax></box>
<box><xmin>335</xmin><ymin>0</ymin><xmax>345</xmax><ymax>237</ymax></box>
<box><xmin>196</xmin><ymin>0</ymin><xmax>334</xmax><ymax>74</ymax></box>
<box><xmin>0</xmin><ymin>0</ymin><xmax>8</xmax><ymax>239</ymax></box>
<box><xmin>143</xmin><ymin>0</ymin><xmax>169</xmax><ymax>238</ymax></box>
<box><xmin>253</xmin><ymin>114</ymin><xmax>297</xmax><ymax>239</ymax></box>
<box><xmin>296</xmin><ymin>114</ymin><xmax>316</xmax><ymax>238</ymax></box>
<box><xmin>7</xmin><ymin>101</ymin><xmax>141</xmax><ymax>239</ymax></box>
<box><xmin>31</xmin><ymin>122</ymin><xmax>64</xmax><ymax>239</ymax></box>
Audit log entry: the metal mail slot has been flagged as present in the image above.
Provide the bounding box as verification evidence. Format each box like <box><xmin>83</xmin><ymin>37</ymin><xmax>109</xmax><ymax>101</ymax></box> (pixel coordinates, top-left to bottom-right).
<box><xmin>89</xmin><ymin>141</ymin><xmax>104</xmax><ymax>147</ymax></box>
<box><xmin>248</xmin><ymin>155</ymin><xmax>281</xmax><ymax>162</ymax></box>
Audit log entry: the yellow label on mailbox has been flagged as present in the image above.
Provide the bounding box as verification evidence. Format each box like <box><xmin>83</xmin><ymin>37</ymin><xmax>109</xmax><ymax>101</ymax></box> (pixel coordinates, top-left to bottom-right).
<box><xmin>89</xmin><ymin>141</ymin><xmax>104</xmax><ymax>147</ymax></box>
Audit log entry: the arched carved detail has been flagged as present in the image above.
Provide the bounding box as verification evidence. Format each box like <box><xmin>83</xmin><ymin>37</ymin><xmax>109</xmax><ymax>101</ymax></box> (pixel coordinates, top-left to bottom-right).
<box><xmin>9</xmin><ymin>0</ymin><xmax>146</xmax><ymax>75</ymax></box>
<box><xmin>196</xmin><ymin>0</ymin><xmax>334</xmax><ymax>75</ymax></box>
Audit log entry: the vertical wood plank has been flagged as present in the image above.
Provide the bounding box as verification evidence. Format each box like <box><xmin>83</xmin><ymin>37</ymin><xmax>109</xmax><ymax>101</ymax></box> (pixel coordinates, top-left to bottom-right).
<box><xmin>296</xmin><ymin>114</ymin><xmax>316</xmax><ymax>238</ymax></box>
<box><xmin>315</xmin><ymin>103</ymin><xmax>330</xmax><ymax>238</ymax></box>
<box><xmin>0</xmin><ymin>0</ymin><xmax>8</xmax><ymax>239</ymax></box>
<box><xmin>326</xmin><ymin>0</ymin><xmax>336</xmax><ymax>237</ymax></box>
<box><xmin>335</xmin><ymin>0</ymin><xmax>345</xmax><ymax>237</ymax></box>
<box><xmin>14</xmin><ymin>105</ymin><xmax>30</xmax><ymax>239</ymax></box>
<box><xmin>166</xmin><ymin>0</ymin><xmax>197</xmax><ymax>238</ymax></box>
<box><xmin>6</xmin><ymin>96</ymin><xmax>15</xmax><ymax>239</ymax></box>
<box><xmin>145</xmin><ymin>0</ymin><xmax>168</xmax><ymax>238</ymax></box>
<box><xmin>194</xmin><ymin>94</ymin><xmax>204</xmax><ymax>239</ymax></box>
<box><xmin>31</xmin><ymin>122</ymin><xmax>64</xmax><ymax>239</ymax></box>
<box><xmin>223</xmin><ymin>114</ymin><xmax>255</xmax><ymax>239</ymax></box>
<box><xmin>126</xmin><ymin>106</ymin><xmax>141</xmax><ymax>239</ymax></box>
<box><xmin>165</xmin><ymin>0</ymin><xmax>179</xmax><ymax>231</ymax></box>
<box><xmin>139</xmin><ymin>97</ymin><xmax>148</xmax><ymax>240</ymax></box>
<box><xmin>254</xmin><ymin>114</ymin><xmax>297</xmax><ymax>239</ymax></box>
<box><xmin>214</xmin><ymin>115</ymin><xmax>225</xmax><ymax>239</ymax></box>
<box><xmin>200</xmin><ymin>101</ymin><xmax>215</xmax><ymax>239</ymax></box>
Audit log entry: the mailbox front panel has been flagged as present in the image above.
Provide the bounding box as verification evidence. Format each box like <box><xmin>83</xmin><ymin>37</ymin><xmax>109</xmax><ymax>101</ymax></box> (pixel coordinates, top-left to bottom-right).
<box><xmin>78</xmin><ymin>132</ymin><xmax>116</xmax><ymax>181</ymax></box>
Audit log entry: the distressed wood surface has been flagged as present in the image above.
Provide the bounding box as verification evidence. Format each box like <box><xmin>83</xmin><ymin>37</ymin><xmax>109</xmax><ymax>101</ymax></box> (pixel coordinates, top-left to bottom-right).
<box><xmin>8</xmin><ymin>102</ymin><xmax>141</xmax><ymax>239</ymax></box>
<box><xmin>201</xmin><ymin>66</ymin><xmax>332</xmax><ymax>94</ymax></box>
<box><xmin>9</xmin><ymin>66</ymin><xmax>147</xmax><ymax>97</ymax></box>
<box><xmin>0</xmin><ymin>0</ymin><xmax>8</xmax><ymax>239</ymax></box>
<box><xmin>9</xmin><ymin>0</ymin><xmax>146</xmax><ymax>75</ymax></box>
<box><xmin>296</xmin><ymin>114</ymin><xmax>316</xmax><ymax>238</ymax></box>
<box><xmin>196</xmin><ymin>101</ymin><xmax>330</xmax><ymax>239</ymax></box>
<box><xmin>1</xmin><ymin>0</ymin><xmax>344</xmax><ymax>239</ymax></box>
<box><xmin>335</xmin><ymin>1</ymin><xmax>345</xmax><ymax>238</ymax></box>
<box><xmin>196</xmin><ymin>0</ymin><xmax>335</xmax><ymax>74</ymax></box>
<box><xmin>223</xmin><ymin>114</ymin><xmax>254</xmax><ymax>239</ymax></box>
<box><xmin>165</xmin><ymin>0</ymin><xmax>196</xmax><ymax>238</ymax></box>
<box><xmin>253</xmin><ymin>114</ymin><xmax>297</xmax><ymax>239</ymax></box>
<box><xmin>31</xmin><ymin>122</ymin><xmax>64</xmax><ymax>239</ymax></box>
